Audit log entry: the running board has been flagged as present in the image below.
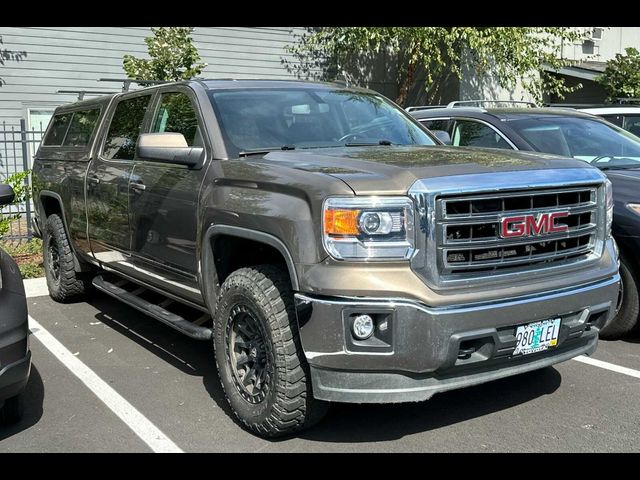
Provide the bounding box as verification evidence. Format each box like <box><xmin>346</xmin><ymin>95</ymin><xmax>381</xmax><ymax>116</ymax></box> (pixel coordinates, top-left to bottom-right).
<box><xmin>92</xmin><ymin>275</ymin><xmax>212</xmax><ymax>341</ymax></box>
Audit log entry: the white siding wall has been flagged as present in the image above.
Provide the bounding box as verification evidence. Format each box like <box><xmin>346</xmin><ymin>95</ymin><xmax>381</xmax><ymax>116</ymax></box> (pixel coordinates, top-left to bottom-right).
<box><xmin>0</xmin><ymin>26</ymin><xmax>307</xmax><ymax>128</ymax></box>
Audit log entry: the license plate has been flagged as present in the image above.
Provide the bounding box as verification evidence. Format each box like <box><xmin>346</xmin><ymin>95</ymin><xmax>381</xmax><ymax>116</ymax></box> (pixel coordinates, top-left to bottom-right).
<box><xmin>513</xmin><ymin>318</ymin><xmax>561</xmax><ymax>356</ymax></box>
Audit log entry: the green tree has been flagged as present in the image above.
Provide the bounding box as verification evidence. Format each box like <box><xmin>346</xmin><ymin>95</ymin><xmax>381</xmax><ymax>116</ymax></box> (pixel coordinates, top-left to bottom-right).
<box><xmin>1</xmin><ymin>171</ymin><xmax>31</xmax><ymax>237</ymax></box>
<box><xmin>123</xmin><ymin>27</ymin><xmax>207</xmax><ymax>81</ymax></box>
<box><xmin>596</xmin><ymin>47</ymin><xmax>640</xmax><ymax>101</ymax></box>
<box><xmin>286</xmin><ymin>27</ymin><xmax>586</xmax><ymax>106</ymax></box>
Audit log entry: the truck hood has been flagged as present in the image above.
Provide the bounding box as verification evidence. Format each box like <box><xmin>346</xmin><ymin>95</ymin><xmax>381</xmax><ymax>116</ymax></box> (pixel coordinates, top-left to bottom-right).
<box><xmin>263</xmin><ymin>145</ymin><xmax>592</xmax><ymax>194</ymax></box>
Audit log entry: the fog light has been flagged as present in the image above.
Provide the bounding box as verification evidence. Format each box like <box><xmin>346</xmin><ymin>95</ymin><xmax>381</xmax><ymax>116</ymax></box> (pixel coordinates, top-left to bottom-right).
<box><xmin>352</xmin><ymin>314</ymin><xmax>374</xmax><ymax>340</ymax></box>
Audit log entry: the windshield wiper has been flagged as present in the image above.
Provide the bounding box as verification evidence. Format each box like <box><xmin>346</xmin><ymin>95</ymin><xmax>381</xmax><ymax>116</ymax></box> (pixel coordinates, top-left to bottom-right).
<box><xmin>345</xmin><ymin>139</ymin><xmax>393</xmax><ymax>147</ymax></box>
<box><xmin>238</xmin><ymin>145</ymin><xmax>296</xmax><ymax>157</ymax></box>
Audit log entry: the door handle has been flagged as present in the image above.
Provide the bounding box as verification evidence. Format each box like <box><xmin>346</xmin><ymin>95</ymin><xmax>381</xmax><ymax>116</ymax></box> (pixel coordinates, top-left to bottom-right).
<box><xmin>87</xmin><ymin>176</ymin><xmax>100</xmax><ymax>185</ymax></box>
<box><xmin>130</xmin><ymin>182</ymin><xmax>146</xmax><ymax>192</ymax></box>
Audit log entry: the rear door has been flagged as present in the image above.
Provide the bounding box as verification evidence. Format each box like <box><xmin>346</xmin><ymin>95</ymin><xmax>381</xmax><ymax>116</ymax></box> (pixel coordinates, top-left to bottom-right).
<box><xmin>86</xmin><ymin>91</ymin><xmax>154</xmax><ymax>268</ymax></box>
<box><xmin>127</xmin><ymin>87</ymin><xmax>207</xmax><ymax>302</ymax></box>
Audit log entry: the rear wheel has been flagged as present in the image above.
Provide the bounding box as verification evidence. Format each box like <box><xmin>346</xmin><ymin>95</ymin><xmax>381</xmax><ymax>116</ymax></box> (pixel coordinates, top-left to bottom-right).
<box><xmin>213</xmin><ymin>265</ymin><xmax>328</xmax><ymax>437</ymax></box>
<box><xmin>1</xmin><ymin>394</ymin><xmax>23</xmax><ymax>425</ymax></box>
<box><xmin>43</xmin><ymin>213</ymin><xmax>91</xmax><ymax>303</ymax></box>
<box><xmin>600</xmin><ymin>255</ymin><xmax>639</xmax><ymax>340</ymax></box>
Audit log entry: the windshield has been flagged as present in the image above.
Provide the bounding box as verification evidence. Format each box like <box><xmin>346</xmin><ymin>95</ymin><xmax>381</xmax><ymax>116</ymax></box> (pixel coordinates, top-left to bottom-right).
<box><xmin>208</xmin><ymin>88</ymin><xmax>436</xmax><ymax>156</ymax></box>
<box><xmin>508</xmin><ymin>116</ymin><xmax>640</xmax><ymax>169</ymax></box>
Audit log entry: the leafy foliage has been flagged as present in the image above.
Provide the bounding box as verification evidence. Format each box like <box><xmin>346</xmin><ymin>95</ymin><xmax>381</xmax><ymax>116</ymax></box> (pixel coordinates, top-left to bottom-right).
<box><xmin>0</xmin><ymin>171</ymin><xmax>31</xmax><ymax>237</ymax></box>
<box><xmin>123</xmin><ymin>27</ymin><xmax>207</xmax><ymax>81</ymax></box>
<box><xmin>286</xmin><ymin>27</ymin><xmax>586</xmax><ymax>106</ymax></box>
<box><xmin>0</xmin><ymin>238</ymin><xmax>44</xmax><ymax>278</ymax></box>
<box><xmin>596</xmin><ymin>47</ymin><xmax>640</xmax><ymax>101</ymax></box>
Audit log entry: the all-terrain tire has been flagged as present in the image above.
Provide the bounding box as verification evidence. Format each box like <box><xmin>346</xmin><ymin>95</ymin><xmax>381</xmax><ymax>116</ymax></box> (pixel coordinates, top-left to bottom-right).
<box><xmin>43</xmin><ymin>213</ymin><xmax>91</xmax><ymax>303</ymax></box>
<box><xmin>213</xmin><ymin>265</ymin><xmax>329</xmax><ymax>437</ymax></box>
<box><xmin>600</xmin><ymin>255</ymin><xmax>639</xmax><ymax>340</ymax></box>
<box><xmin>1</xmin><ymin>394</ymin><xmax>23</xmax><ymax>425</ymax></box>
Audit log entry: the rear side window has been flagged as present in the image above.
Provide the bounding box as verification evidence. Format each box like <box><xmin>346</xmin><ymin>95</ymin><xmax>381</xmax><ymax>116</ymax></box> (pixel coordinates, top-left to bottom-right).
<box><xmin>420</xmin><ymin>119</ymin><xmax>452</xmax><ymax>133</ymax></box>
<box><xmin>42</xmin><ymin>113</ymin><xmax>73</xmax><ymax>146</ymax></box>
<box><xmin>451</xmin><ymin>119</ymin><xmax>512</xmax><ymax>150</ymax></box>
<box><xmin>151</xmin><ymin>92</ymin><xmax>201</xmax><ymax>146</ymax></box>
<box><xmin>103</xmin><ymin>95</ymin><xmax>152</xmax><ymax>160</ymax></box>
<box><xmin>62</xmin><ymin>108</ymin><xmax>100</xmax><ymax>146</ymax></box>
<box><xmin>42</xmin><ymin>108</ymin><xmax>101</xmax><ymax>147</ymax></box>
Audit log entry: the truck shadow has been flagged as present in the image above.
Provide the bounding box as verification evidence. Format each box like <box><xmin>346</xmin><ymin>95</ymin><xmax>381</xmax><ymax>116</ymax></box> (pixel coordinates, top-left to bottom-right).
<box><xmin>84</xmin><ymin>294</ymin><xmax>234</xmax><ymax>417</ymax></box>
<box><xmin>298</xmin><ymin>366</ymin><xmax>562</xmax><ymax>443</ymax></box>
<box><xmin>0</xmin><ymin>364</ymin><xmax>45</xmax><ymax>442</ymax></box>
<box><xmin>84</xmin><ymin>293</ymin><xmax>562</xmax><ymax>442</ymax></box>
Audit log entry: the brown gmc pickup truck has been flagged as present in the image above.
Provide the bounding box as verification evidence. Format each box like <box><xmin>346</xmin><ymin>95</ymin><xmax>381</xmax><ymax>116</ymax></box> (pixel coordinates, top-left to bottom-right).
<box><xmin>32</xmin><ymin>79</ymin><xmax>620</xmax><ymax>437</ymax></box>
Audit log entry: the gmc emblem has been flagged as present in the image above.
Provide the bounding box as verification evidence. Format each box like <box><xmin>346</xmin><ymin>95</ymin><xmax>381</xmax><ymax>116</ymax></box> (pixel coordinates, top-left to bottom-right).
<box><xmin>500</xmin><ymin>212</ymin><xmax>570</xmax><ymax>238</ymax></box>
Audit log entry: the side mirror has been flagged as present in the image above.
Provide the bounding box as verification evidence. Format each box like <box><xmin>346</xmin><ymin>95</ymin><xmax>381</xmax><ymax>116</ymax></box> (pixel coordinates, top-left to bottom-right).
<box><xmin>136</xmin><ymin>133</ymin><xmax>204</xmax><ymax>168</ymax></box>
<box><xmin>0</xmin><ymin>184</ymin><xmax>15</xmax><ymax>207</ymax></box>
<box><xmin>431</xmin><ymin>130</ymin><xmax>452</xmax><ymax>145</ymax></box>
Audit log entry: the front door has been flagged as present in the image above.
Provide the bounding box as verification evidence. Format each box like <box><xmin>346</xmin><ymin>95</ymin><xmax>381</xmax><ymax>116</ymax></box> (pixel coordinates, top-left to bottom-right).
<box><xmin>128</xmin><ymin>89</ymin><xmax>206</xmax><ymax>303</ymax></box>
<box><xmin>87</xmin><ymin>92</ymin><xmax>153</xmax><ymax>268</ymax></box>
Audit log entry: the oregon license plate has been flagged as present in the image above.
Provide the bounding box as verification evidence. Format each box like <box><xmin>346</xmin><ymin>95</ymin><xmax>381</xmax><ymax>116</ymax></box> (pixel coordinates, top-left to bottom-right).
<box><xmin>513</xmin><ymin>318</ymin><xmax>561</xmax><ymax>356</ymax></box>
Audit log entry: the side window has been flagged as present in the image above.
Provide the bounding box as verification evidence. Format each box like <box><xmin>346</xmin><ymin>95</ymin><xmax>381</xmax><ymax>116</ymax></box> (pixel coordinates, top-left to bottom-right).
<box><xmin>600</xmin><ymin>114</ymin><xmax>624</xmax><ymax>128</ymax></box>
<box><xmin>62</xmin><ymin>108</ymin><xmax>101</xmax><ymax>147</ymax></box>
<box><xmin>103</xmin><ymin>95</ymin><xmax>152</xmax><ymax>160</ymax></box>
<box><xmin>420</xmin><ymin>119</ymin><xmax>451</xmax><ymax>133</ymax></box>
<box><xmin>622</xmin><ymin>115</ymin><xmax>640</xmax><ymax>136</ymax></box>
<box><xmin>42</xmin><ymin>113</ymin><xmax>73</xmax><ymax>146</ymax></box>
<box><xmin>151</xmin><ymin>92</ymin><xmax>201</xmax><ymax>146</ymax></box>
<box><xmin>451</xmin><ymin>119</ymin><xmax>512</xmax><ymax>149</ymax></box>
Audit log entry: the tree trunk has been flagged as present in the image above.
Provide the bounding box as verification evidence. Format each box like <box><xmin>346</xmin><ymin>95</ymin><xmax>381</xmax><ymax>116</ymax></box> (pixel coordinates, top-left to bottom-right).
<box><xmin>396</xmin><ymin>60</ymin><xmax>416</xmax><ymax>107</ymax></box>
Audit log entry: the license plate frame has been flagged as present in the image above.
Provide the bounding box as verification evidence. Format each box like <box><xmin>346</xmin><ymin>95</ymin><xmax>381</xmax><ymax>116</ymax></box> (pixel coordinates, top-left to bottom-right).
<box><xmin>513</xmin><ymin>318</ymin><xmax>561</xmax><ymax>356</ymax></box>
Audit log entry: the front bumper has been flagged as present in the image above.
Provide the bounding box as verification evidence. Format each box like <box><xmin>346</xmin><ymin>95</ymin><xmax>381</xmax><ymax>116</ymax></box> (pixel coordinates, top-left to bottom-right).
<box><xmin>295</xmin><ymin>274</ymin><xmax>620</xmax><ymax>403</ymax></box>
<box><xmin>0</xmin><ymin>249</ymin><xmax>31</xmax><ymax>401</ymax></box>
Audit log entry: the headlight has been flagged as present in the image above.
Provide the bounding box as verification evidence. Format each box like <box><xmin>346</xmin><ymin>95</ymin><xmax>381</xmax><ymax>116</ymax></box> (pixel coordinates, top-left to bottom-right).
<box><xmin>627</xmin><ymin>203</ymin><xmax>640</xmax><ymax>216</ymax></box>
<box><xmin>605</xmin><ymin>178</ymin><xmax>613</xmax><ymax>237</ymax></box>
<box><xmin>323</xmin><ymin>196</ymin><xmax>415</xmax><ymax>261</ymax></box>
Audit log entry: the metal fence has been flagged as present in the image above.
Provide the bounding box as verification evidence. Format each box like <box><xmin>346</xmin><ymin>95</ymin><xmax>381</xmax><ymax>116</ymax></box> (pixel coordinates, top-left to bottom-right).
<box><xmin>0</xmin><ymin>119</ymin><xmax>45</xmax><ymax>242</ymax></box>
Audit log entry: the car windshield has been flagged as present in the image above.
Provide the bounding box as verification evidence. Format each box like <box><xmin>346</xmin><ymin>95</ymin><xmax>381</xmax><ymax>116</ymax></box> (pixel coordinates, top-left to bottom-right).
<box><xmin>508</xmin><ymin>115</ymin><xmax>640</xmax><ymax>170</ymax></box>
<box><xmin>208</xmin><ymin>88</ymin><xmax>436</xmax><ymax>156</ymax></box>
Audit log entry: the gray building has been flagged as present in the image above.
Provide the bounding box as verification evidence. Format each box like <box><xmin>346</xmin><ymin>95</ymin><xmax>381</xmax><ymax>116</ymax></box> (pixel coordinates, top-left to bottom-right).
<box><xmin>0</xmin><ymin>26</ymin><xmax>307</xmax><ymax>166</ymax></box>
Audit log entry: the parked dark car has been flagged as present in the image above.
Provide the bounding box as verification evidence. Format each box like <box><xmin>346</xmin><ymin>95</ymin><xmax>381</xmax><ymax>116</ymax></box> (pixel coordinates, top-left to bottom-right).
<box><xmin>411</xmin><ymin>106</ymin><xmax>639</xmax><ymax>339</ymax></box>
<box><xmin>0</xmin><ymin>184</ymin><xmax>31</xmax><ymax>424</ymax></box>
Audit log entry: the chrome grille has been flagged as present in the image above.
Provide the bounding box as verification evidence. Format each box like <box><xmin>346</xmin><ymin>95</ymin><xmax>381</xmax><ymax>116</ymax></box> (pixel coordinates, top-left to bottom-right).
<box><xmin>437</xmin><ymin>186</ymin><xmax>598</xmax><ymax>275</ymax></box>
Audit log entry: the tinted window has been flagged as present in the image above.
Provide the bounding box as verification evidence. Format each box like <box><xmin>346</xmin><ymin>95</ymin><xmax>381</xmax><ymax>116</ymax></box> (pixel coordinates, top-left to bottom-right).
<box><xmin>208</xmin><ymin>88</ymin><xmax>435</xmax><ymax>156</ymax></box>
<box><xmin>508</xmin><ymin>115</ymin><xmax>640</xmax><ymax>168</ymax></box>
<box><xmin>62</xmin><ymin>108</ymin><xmax>100</xmax><ymax>147</ymax></box>
<box><xmin>42</xmin><ymin>113</ymin><xmax>72</xmax><ymax>146</ymax></box>
<box><xmin>420</xmin><ymin>119</ymin><xmax>452</xmax><ymax>133</ymax></box>
<box><xmin>451</xmin><ymin>119</ymin><xmax>512</xmax><ymax>149</ymax></box>
<box><xmin>600</xmin><ymin>114</ymin><xmax>624</xmax><ymax>127</ymax></box>
<box><xmin>622</xmin><ymin>115</ymin><xmax>640</xmax><ymax>136</ymax></box>
<box><xmin>151</xmin><ymin>92</ymin><xmax>200</xmax><ymax>146</ymax></box>
<box><xmin>103</xmin><ymin>95</ymin><xmax>151</xmax><ymax>160</ymax></box>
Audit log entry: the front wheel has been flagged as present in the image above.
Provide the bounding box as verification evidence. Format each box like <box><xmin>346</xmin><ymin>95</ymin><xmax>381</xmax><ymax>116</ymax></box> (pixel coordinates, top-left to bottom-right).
<box><xmin>43</xmin><ymin>213</ymin><xmax>91</xmax><ymax>303</ymax></box>
<box><xmin>600</xmin><ymin>255</ymin><xmax>639</xmax><ymax>340</ymax></box>
<box><xmin>213</xmin><ymin>265</ymin><xmax>328</xmax><ymax>437</ymax></box>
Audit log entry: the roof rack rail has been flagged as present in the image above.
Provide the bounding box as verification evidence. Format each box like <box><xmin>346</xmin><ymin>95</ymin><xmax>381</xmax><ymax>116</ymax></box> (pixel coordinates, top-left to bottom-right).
<box><xmin>56</xmin><ymin>90</ymin><xmax>118</xmax><ymax>101</ymax></box>
<box><xmin>405</xmin><ymin>105</ymin><xmax>447</xmax><ymax>112</ymax></box>
<box><xmin>98</xmin><ymin>78</ymin><xmax>170</xmax><ymax>92</ymax></box>
<box><xmin>447</xmin><ymin>100</ymin><xmax>538</xmax><ymax>108</ymax></box>
<box><xmin>614</xmin><ymin>97</ymin><xmax>640</xmax><ymax>104</ymax></box>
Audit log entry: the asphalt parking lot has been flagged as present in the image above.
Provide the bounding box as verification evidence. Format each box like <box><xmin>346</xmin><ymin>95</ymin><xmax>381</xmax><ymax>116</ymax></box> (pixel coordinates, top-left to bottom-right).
<box><xmin>1</xmin><ymin>281</ymin><xmax>639</xmax><ymax>453</ymax></box>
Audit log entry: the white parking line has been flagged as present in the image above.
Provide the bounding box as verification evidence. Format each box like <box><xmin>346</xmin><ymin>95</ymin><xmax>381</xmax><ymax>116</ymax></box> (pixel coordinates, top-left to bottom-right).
<box><xmin>573</xmin><ymin>355</ymin><xmax>640</xmax><ymax>379</ymax></box>
<box><xmin>28</xmin><ymin>316</ymin><xmax>184</xmax><ymax>453</ymax></box>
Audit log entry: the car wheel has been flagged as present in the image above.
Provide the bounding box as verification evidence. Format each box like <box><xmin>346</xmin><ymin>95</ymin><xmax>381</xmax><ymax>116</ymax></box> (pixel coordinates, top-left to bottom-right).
<box><xmin>1</xmin><ymin>394</ymin><xmax>23</xmax><ymax>425</ymax></box>
<box><xmin>213</xmin><ymin>265</ymin><xmax>329</xmax><ymax>437</ymax></box>
<box><xmin>43</xmin><ymin>213</ymin><xmax>91</xmax><ymax>303</ymax></box>
<box><xmin>600</xmin><ymin>255</ymin><xmax>639</xmax><ymax>340</ymax></box>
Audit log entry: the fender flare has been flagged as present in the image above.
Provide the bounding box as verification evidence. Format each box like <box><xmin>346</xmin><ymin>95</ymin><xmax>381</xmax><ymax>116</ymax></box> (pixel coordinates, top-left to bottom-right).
<box><xmin>200</xmin><ymin>224</ymin><xmax>300</xmax><ymax>314</ymax></box>
<box><xmin>37</xmin><ymin>191</ymin><xmax>86</xmax><ymax>272</ymax></box>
